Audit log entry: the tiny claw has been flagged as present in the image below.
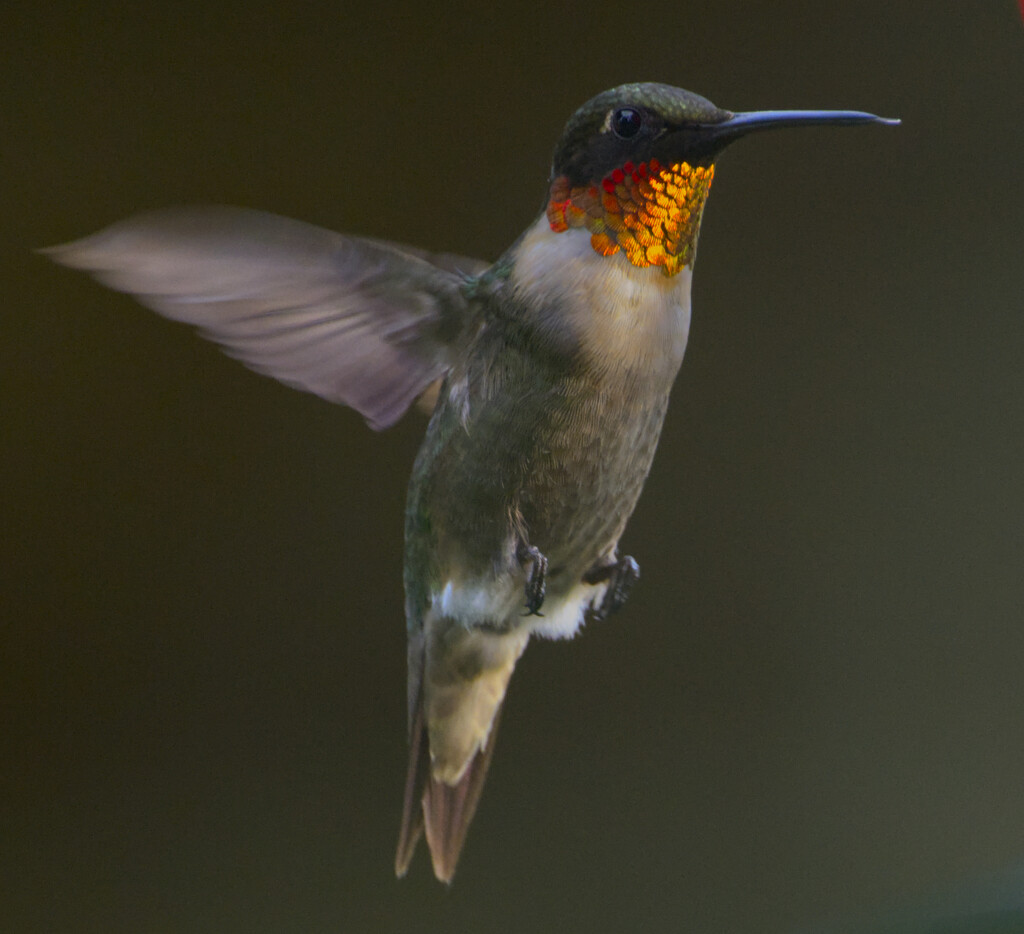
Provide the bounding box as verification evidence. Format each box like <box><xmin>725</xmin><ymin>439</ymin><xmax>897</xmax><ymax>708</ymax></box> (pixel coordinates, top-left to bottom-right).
<box><xmin>584</xmin><ymin>555</ymin><xmax>640</xmax><ymax>622</ymax></box>
<box><xmin>519</xmin><ymin>544</ymin><xmax>548</xmax><ymax>616</ymax></box>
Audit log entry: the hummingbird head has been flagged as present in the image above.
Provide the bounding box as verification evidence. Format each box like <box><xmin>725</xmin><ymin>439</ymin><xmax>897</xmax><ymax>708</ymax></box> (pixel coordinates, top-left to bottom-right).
<box><xmin>546</xmin><ymin>82</ymin><xmax>898</xmax><ymax>277</ymax></box>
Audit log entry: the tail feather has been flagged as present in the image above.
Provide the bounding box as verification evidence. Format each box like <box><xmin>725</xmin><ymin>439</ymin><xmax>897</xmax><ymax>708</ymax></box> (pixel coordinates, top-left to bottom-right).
<box><xmin>394</xmin><ymin>698</ymin><xmax>505</xmax><ymax>883</ymax></box>
<box><xmin>396</xmin><ymin>621</ymin><xmax>526</xmax><ymax>881</ymax></box>
<box><xmin>423</xmin><ymin>703</ymin><xmax>503</xmax><ymax>883</ymax></box>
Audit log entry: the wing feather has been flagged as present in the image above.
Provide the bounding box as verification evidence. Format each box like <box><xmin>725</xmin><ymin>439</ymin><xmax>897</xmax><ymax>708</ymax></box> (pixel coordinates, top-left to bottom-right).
<box><xmin>43</xmin><ymin>206</ymin><xmax>490</xmax><ymax>429</ymax></box>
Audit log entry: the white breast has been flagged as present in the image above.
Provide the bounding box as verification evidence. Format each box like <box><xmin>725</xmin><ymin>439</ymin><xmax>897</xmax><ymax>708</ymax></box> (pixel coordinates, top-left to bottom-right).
<box><xmin>508</xmin><ymin>216</ymin><xmax>694</xmax><ymax>379</ymax></box>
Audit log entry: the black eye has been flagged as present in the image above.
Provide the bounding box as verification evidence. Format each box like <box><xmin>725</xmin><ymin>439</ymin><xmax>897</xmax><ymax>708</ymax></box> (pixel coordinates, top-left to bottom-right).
<box><xmin>611</xmin><ymin>107</ymin><xmax>643</xmax><ymax>139</ymax></box>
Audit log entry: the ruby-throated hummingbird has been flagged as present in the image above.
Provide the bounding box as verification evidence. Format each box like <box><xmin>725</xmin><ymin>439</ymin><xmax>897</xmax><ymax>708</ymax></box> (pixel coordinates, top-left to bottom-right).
<box><xmin>44</xmin><ymin>82</ymin><xmax>898</xmax><ymax>882</ymax></box>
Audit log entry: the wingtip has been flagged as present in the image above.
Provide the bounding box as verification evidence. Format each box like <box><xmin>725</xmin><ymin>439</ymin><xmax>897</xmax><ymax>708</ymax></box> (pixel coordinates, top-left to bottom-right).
<box><xmin>34</xmin><ymin>234</ymin><xmax>109</xmax><ymax>270</ymax></box>
<box><xmin>34</xmin><ymin>241</ymin><xmax>73</xmax><ymax>261</ymax></box>
<box><xmin>395</xmin><ymin>703</ymin><xmax>428</xmax><ymax>878</ymax></box>
<box><xmin>394</xmin><ymin>811</ymin><xmax>424</xmax><ymax>879</ymax></box>
<box><xmin>394</xmin><ymin>819</ymin><xmax>421</xmax><ymax>878</ymax></box>
<box><xmin>394</xmin><ymin>850</ymin><xmax>414</xmax><ymax>880</ymax></box>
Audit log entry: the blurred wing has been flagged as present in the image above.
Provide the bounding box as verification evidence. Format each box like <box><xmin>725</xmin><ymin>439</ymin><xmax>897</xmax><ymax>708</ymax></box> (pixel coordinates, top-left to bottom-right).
<box><xmin>43</xmin><ymin>206</ymin><xmax>490</xmax><ymax>430</ymax></box>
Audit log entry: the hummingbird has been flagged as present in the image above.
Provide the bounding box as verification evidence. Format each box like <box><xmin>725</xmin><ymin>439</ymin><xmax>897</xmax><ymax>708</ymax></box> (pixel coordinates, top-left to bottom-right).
<box><xmin>44</xmin><ymin>82</ymin><xmax>898</xmax><ymax>883</ymax></box>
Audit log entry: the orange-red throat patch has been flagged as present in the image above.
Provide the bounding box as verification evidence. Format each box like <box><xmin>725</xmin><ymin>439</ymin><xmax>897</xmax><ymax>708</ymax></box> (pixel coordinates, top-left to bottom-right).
<box><xmin>546</xmin><ymin>159</ymin><xmax>714</xmax><ymax>277</ymax></box>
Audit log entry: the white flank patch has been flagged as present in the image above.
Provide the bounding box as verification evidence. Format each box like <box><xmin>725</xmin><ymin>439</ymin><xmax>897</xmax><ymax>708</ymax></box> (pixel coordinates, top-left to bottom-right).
<box><xmin>528</xmin><ymin>579</ymin><xmax>609</xmax><ymax>640</ymax></box>
<box><xmin>432</xmin><ymin>577</ymin><xmax>608</xmax><ymax>641</ymax></box>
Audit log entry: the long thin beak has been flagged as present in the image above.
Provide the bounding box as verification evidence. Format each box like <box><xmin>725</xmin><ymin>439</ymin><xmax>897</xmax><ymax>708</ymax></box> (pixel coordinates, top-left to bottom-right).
<box><xmin>723</xmin><ymin>108</ymin><xmax>899</xmax><ymax>130</ymax></box>
<box><xmin>705</xmin><ymin>108</ymin><xmax>900</xmax><ymax>143</ymax></box>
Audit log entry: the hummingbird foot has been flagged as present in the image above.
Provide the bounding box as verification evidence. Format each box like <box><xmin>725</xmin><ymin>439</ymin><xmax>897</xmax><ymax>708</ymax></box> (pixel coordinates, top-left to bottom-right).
<box><xmin>518</xmin><ymin>543</ymin><xmax>548</xmax><ymax>616</ymax></box>
<box><xmin>583</xmin><ymin>555</ymin><xmax>640</xmax><ymax>622</ymax></box>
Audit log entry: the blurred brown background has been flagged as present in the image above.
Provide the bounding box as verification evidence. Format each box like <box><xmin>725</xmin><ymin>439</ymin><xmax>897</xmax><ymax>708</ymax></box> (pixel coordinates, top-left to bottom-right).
<box><xmin>4</xmin><ymin>2</ymin><xmax>1024</xmax><ymax>931</ymax></box>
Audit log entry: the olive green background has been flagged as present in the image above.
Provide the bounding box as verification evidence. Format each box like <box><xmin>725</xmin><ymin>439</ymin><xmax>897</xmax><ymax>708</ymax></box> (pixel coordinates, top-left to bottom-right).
<box><xmin>4</xmin><ymin>2</ymin><xmax>1024</xmax><ymax>932</ymax></box>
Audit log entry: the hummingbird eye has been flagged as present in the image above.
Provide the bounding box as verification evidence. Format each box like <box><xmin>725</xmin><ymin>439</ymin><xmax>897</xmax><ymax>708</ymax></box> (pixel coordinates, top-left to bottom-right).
<box><xmin>610</xmin><ymin>107</ymin><xmax>643</xmax><ymax>139</ymax></box>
